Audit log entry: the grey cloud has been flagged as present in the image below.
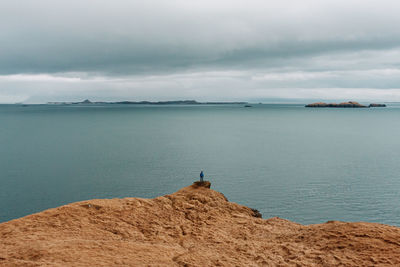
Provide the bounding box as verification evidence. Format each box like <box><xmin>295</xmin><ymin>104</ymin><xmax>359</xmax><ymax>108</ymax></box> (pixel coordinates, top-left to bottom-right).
<box><xmin>1</xmin><ymin>0</ymin><xmax>400</xmax><ymax>75</ymax></box>
<box><xmin>2</xmin><ymin>0</ymin><xmax>400</xmax><ymax>102</ymax></box>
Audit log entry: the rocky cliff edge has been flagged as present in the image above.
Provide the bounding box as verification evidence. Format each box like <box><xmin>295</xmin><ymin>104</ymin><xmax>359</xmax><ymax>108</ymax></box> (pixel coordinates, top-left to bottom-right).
<box><xmin>1</xmin><ymin>182</ymin><xmax>400</xmax><ymax>266</ymax></box>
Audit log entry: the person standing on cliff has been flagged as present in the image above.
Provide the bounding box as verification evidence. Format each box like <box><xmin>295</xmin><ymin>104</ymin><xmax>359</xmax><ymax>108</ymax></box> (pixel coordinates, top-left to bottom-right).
<box><xmin>200</xmin><ymin>171</ymin><xmax>204</xmax><ymax>182</ymax></box>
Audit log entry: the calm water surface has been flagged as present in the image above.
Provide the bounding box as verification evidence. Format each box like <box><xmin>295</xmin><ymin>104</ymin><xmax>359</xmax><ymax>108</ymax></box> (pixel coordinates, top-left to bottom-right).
<box><xmin>1</xmin><ymin>104</ymin><xmax>400</xmax><ymax>225</ymax></box>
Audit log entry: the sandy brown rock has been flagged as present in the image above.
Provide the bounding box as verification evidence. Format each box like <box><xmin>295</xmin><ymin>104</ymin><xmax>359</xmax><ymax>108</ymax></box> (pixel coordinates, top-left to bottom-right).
<box><xmin>1</xmin><ymin>182</ymin><xmax>400</xmax><ymax>266</ymax></box>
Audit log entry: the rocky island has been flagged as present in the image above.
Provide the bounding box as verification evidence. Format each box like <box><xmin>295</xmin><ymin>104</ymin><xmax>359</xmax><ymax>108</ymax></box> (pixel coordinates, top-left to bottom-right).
<box><xmin>47</xmin><ymin>100</ymin><xmax>248</xmax><ymax>105</ymax></box>
<box><xmin>305</xmin><ymin>101</ymin><xmax>386</xmax><ymax>108</ymax></box>
<box><xmin>1</xmin><ymin>182</ymin><xmax>400</xmax><ymax>266</ymax></box>
<box><xmin>369</xmin><ymin>103</ymin><xmax>387</xmax><ymax>107</ymax></box>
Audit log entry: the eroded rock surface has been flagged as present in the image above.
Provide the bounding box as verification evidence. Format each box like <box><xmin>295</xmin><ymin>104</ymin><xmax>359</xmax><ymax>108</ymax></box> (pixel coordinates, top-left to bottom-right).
<box><xmin>1</xmin><ymin>182</ymin><xmax>400</xmax><ymax>266</ymax></box>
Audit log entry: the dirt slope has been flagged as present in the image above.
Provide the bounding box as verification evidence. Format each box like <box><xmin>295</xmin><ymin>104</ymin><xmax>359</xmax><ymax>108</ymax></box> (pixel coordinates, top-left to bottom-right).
<box><xmin>1</xmin><ymin>181</ymin><xmax>400</xmax><ymax>266</ymax></box>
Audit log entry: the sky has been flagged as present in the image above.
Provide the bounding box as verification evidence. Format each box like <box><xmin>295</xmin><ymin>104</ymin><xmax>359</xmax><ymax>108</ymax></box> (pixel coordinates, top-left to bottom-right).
<box><xmin>1</xmin><ymin>0</ymin><xmax>400</xmax><ymax>103</ymax></box>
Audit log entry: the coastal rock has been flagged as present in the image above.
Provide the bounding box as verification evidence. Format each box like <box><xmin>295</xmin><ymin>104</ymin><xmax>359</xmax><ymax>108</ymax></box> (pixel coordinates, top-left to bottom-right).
<box><xmin>192</xmin><ymin>180</ymin><xmax>211</xmax><ymax>188</ymax></box>
<box><xmin>1</xmin><ymin>184</ymin><xmax>400</xmax><ymax>266</ymax></box>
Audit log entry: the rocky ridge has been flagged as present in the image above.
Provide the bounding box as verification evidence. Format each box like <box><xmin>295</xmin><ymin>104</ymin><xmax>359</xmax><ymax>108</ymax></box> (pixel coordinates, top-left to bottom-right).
<box><xmin>1</xmin><ymin>182</ymin><xmax>400</xmax><ymax>266</ymax></box>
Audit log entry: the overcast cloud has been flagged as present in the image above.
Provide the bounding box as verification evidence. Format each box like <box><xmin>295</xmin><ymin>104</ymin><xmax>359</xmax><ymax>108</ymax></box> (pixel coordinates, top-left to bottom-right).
<box><xmin>1</xmin><ymin>0</ymin><xmax>400</xmax><ymax>103</ymax></box>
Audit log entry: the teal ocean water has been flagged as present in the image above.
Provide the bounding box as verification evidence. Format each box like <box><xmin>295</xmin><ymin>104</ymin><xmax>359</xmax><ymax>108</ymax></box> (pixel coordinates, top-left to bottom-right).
<box><xmin>1</xmin><ymin>104</ymin><xmax>400</xmax><ymax>225</ymax></box>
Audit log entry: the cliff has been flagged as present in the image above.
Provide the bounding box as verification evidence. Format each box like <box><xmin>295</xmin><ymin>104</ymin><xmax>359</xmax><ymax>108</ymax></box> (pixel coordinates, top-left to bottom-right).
<box><xmin>1</xmin><ymin>182</ymin><xmax>400</xmax><ymax>266</ymax></box>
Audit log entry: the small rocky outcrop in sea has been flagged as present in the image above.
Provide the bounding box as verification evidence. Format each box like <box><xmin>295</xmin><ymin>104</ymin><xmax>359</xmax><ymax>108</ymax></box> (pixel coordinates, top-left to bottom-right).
<box><xmin>305</xmin><ymin>101</ymin><xmax>386</xmax><ymax>108</ymax></box>
<box><xmin>369</xmin><ymin>103</ymin><xmax>386</xmax><ymax>107</ymax></box>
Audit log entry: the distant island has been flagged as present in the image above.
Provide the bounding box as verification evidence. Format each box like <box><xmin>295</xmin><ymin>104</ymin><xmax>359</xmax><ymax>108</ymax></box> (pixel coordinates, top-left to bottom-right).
<box><xmin>47</xmin><ymin>99</ymin><xmax>248</xmax><ymax>105</ymax></box>
<box><xmin>305</xmin><ymin>101</ymin><xmax>386</xmax><ymax>108</ymax></box>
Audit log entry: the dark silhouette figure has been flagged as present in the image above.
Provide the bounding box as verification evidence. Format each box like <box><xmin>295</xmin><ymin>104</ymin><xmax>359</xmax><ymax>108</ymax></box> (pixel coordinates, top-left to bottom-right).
<box><xmin>200</xmin><ymin>171</ymin><xmax>204</xmax><ymax>182</ymax></box>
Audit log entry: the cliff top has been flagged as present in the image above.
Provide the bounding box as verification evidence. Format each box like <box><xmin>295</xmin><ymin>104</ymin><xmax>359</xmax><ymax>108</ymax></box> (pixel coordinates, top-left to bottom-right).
<box><xmin>1</xmin><ymin>182</ymin><xmax>400</xmax><ymax>266</ymax></box>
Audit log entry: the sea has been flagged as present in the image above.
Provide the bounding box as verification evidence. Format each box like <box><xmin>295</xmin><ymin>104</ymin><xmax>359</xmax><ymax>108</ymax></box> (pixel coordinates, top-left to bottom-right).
<box><xmin>1</xmin><ymin>103</ymin><xmax>400</xmax><ymax>225</ymax></box>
